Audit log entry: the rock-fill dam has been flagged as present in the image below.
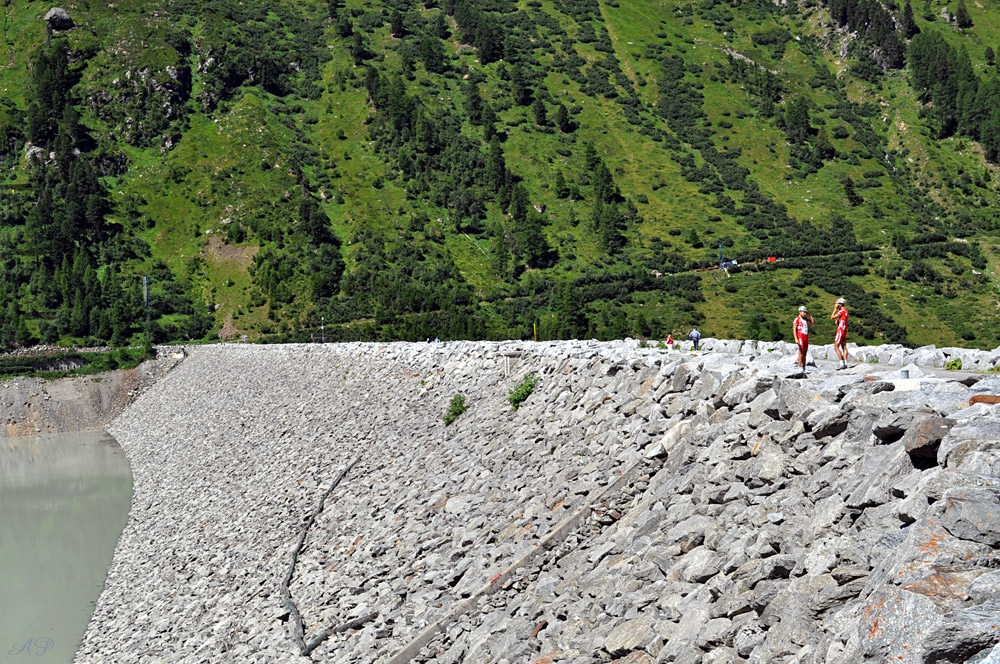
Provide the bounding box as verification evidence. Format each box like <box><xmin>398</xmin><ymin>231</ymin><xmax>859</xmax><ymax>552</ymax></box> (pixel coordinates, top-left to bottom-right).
<box><xmin>73</xmin><ymin>341</ymin><xmax>1000</xmax><ymax>664</ymax></box>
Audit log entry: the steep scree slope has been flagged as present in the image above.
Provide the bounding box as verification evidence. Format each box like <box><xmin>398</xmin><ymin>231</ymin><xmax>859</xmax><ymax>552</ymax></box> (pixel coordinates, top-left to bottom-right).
<box><xmin>80</xmin><ymin>342</ymin><xmax>1000</xmax><ymax>664</ymax></box>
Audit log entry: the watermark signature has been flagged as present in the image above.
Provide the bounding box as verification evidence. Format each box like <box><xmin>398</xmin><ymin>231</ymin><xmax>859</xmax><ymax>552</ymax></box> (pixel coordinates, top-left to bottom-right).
<box><xmin>8</xmin><ymin>638</ymin><xmax>54</xmax><ymax>656</ymax></box>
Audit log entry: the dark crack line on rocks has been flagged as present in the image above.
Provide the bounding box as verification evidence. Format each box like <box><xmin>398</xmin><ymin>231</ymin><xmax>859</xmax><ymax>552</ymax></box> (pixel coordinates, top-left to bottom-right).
<box><xmin>281</xmin><ymin>455</ymin><xmax>363</xmax><ymax>658</ymax></box>
<box><xmin>303</xmin><ymin>611</ymin><xmax>378</xmax><ymax>656</ymax></box>
<box><xmin>383</xmin><ymin>456</ymin><xmax>661</xmax><ymax>664</ymax></box>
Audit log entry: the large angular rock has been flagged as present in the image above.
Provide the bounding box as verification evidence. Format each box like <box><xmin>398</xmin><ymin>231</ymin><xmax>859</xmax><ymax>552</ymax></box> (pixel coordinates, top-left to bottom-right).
<box><xmin>670</xmin><ymin>363</ymin><xmax>694</xmax><ymax>393</ymax></box>
<box><xmin>839</xmin><ymin>377</ymin><xmax>894</xmax><ymax>396</ymax></box>
<box><xmin>689</xmin><ymin>372</ymin><xmax>721</xmax><ymax>403</ymax></box>
<box><xmin>912</xmin><ymin>347</ymin><xmax>947</xmax><ymax>367</ymax></box>
<box><xmin>732</xmin><ymin>619</ymin><xmax>766</xmax><ymax>658</ymax></box>
<box><xmin>775</xmin><ymin>381</ymin><xmax>829</xmax><ymax>422</ymax></box>
<box><xmin>923</xmin><ymin>600</ymin><xmax>1000</xmax><ymax>664</ymax></box>
<box><xmin>44</xmin><ymin>7</ymin><xmax>74</xmax><ymax>30</ymax></box>
<box><xmin>940</xmin><ymin>486</ymin><xmax>1000</xmax><ymax>546</ymax></box>
<box><xmin>603</xmin><ymin>612</ymin><xmax>662</xmax><ymax>659</ymax></box>
<box><xmin>645</xmin><ymin>420</ymin><xmax>691</xmax><ymax>459</ymax></box>
<box><xmin>901</xmin><ymin>416</ymin><xmax>954</xmax><ymax>460</ymax></box>
<box><xmin>747</xmin><ymin>388</ymin><xmax>778</xmax><ymax>428</ymax></box>
<box><xmin>808</xmin><ymin>405</ymin><xmax>850</xmax><ymax>439</ymax></box>
<box><xmin>722</xmin><ymin>375</ymin><xmax>775</xmax><ymax>408</ymax></box>
<box><xmin>939</xmin><ymin>420</ymin><xmax>1000</xmax><ymax>474</ymax></box>
<box><xmin>969</xmin><ymin>571</ymin><xmax>1000</xmax><ymax>604</ymax></box>
<box><xmin>970</xmin><ymin>378</ymin><xmax>1000</xmax><ymax>395</ymax></box>
<box><xmin>873</xmin><ymin>411</ymin><xmax>920</xmax><ymax>444</ymax></box>
<box><xmin>653</xmin><ymin>603</ymin><xmax>713</xmax><ymax>662</ymax></box>
<box><xmin>676</xmin><ymin>546</ymin><xmax>721</xmax><ymax>584</ymax></box>
<box><xmin>859</xmin><ymin>588</ymin><xmax>942</xmax><ymax>663</ymax></box>
<box><xmin>902</xmin><ymin>567</ymin><xmax>991</xmax><ymax>612</ymax></box>
<box><xmin>845</xmin><ymin>444</ymin><xmax>914</xmax><ymax>509</ymax></box>
<box><xmin>744</xmin><ymin>556</ymin><xmax>797</xmax><ymax>589</ymax></box>
<box><xmin>888</xmin><ymin>386</ymin><xmax>970</xmax><ymax>417</ymax></box>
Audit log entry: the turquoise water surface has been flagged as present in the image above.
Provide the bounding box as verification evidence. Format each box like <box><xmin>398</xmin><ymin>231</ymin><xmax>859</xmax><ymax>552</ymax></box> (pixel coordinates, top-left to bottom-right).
<box><xmin>0</xmin><ymin>431</ymin><xmax>132</xmax><ymax>663</ymax></box>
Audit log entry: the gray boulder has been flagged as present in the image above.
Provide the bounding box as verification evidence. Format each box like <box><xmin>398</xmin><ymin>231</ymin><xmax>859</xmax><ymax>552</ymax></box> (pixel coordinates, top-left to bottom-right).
<box><xmin>971</xmin><ymin>378</ymin><xmax>1000</xmax><ymax>395</ymax></box>
<box><xmin>44</xmin><ymin>7</ymin><xmax>74</xmax><ymax>30</ymax></box>
<box><xmin>602</xmin><ymin>612</ymin><xmax>662</xmax><ymax>659</ymax></box>
<box><xmin>775</xmin><ymin>381</ymin><xmax>829</xmax><ymax>422</ymax></box>
<box><xmin>901</xmin><ymin>416</ymin><xmax>954</xmax><ymax>460</ymax></box>
<box><xmin>940</xmin><ymin>486</ymin><xmax>1000</xmax><ymax>546</ymax></box>
<box><xmin>923</xmin><ymin>600</ymin><xmax>1000</xmax><ymax>664</ymax></box>
<box><xmin>873</xmin><ymin>411</ymin><xmax>919</xmax><ymax>444</ymax></box>
<box><xmin>722</xmin><ymin>374</ymin><xmax>775</xmax><ymax>408</ymax></box>
<box><xmin>969</xmin><ymin>571</ymin><xmax>1000</xmax><ymax>604</ymax></box>
<box><xmin>808</xmin><ymin>405</ymin><xmax>850</xmax><ymax>440</ymax></box>
<box><xmin>845</xmin><ymin>444</ymin><xmax>914</xmax><ymax>509</ymax></box>
<box><xmin>938</xmin><ymin>420</ymin><xmax>1000</xmax><ymax>474</ymax></box>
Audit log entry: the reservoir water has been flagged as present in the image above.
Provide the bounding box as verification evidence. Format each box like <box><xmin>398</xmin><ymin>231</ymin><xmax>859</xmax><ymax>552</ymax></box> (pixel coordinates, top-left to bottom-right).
<box><xmin>0</xmin><ymin>431</ymin><xmax>132</xmax><ymax>663</ymax></box>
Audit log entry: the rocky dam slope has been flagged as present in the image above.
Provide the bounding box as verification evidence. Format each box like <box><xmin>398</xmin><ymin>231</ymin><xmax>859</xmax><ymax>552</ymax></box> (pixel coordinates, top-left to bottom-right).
<box><xmin>75</xmin><ymin>341</ymin><xmax>1000</xmax><ymax>664</ymax></box>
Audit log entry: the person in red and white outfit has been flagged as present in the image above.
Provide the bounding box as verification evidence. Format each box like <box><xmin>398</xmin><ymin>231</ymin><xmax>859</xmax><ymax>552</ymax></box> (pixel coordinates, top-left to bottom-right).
<box><xmin>831</xmin><ymin>297</ymin><xmax>849</xmax><ymax>369</ymax></box>
<box><xmin>793</xmin><ymin>305</ymin><xmax>814</xmax><ymax>372</ymax></box>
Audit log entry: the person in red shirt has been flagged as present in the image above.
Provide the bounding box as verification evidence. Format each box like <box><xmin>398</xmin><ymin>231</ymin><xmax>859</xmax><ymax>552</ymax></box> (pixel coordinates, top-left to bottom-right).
<box><xmin>831</xmin><ymin>297</ymin><xmax>849</xmax><ymax>369</ymax></box>
<box><xmin>793</xmin><ymin>306</ymin><xmax>814</xmax><ymax>372</ymax></box>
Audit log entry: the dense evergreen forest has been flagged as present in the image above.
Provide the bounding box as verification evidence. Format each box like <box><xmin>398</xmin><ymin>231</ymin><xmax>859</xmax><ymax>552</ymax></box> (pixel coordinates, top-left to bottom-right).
<box><xmin>0</xmin><ymin>0</ymin><xmax>998</xmax><ymax>350</ymax></box>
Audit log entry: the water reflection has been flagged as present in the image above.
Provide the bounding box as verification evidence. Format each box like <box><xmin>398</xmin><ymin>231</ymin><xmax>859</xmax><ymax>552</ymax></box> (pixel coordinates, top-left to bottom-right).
<box><xmin>0</xmin><ymin>432</ymin><xmax>132</xmax><ymax>663</ymax></box>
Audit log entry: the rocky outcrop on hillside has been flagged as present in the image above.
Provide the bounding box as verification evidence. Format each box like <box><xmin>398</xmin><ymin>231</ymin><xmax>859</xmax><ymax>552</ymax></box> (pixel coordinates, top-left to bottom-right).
<box><xmin>77</xmin><ymin>342</ymin><xmax>1000</xmax><ymax>664</ymax></box>
<box><xmin>44</xmin><ymin>7</ymin><xmax>74</xmax><ymax>31</ymax></box>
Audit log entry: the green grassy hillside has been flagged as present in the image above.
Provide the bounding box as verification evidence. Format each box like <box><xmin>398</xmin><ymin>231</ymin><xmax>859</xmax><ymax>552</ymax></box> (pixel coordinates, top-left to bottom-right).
<box><xmin>1</xmin><ymin>0</ymin><xmax>998</xmax><ymax>348</ymax></box>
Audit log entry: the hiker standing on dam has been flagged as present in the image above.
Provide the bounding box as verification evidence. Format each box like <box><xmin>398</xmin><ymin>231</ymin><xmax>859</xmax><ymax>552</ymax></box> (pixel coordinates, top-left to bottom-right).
<box><xmin>831</xmin><ymin>297</ymin><xmax>849</xmax><ymax>370</ymax></box>
<box><xmin>688</xmin><ymin>326</ymin><xmax>701</xmax><ymax>350</ymax></box>
<box><xmin>793</xmin><ymin>305</ymin><xmax>814</xmax><ymax>373</ymax></box>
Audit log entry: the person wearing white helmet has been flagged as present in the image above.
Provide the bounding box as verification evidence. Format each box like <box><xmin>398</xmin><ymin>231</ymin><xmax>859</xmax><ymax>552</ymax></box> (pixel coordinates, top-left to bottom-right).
<box><xmin>830</xmin><ymin>297</ymin><xmax>849</xmax><ymax>369</ymax></box>
<box><xmin>793</xmin><ymin>305</ymin><xmax>814</xmax><ymax>372</ymax></box>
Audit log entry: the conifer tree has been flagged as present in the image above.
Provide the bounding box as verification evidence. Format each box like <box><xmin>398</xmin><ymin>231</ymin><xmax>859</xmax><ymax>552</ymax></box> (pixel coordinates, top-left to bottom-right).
<box><xmin>509</xmin><ymin>183</ymin><xmax>530</xmax><ymax>222</ymax></box>
<box><xmin>784</xmin><ymin>96</ymin><xmax>811</xmax><ymax>144</ymax></box>
<box><xmin>486</xmin><ymin>136</ymin><xmax>506</xmax><ymax>192</ymax></box>
<box><xmin>491</xmin><ymin>232</ymin><xmax>511</xmax><ymax>281</ymax></box>
<box><xmin>956</xmin><ymin>0</ymin><xmax>972</xmax><ymax>29</ymax></box>
<box><xmin>482</xmin><ymin>106</ymin><xmax>498</xmax><ymax>141</ymax></box>
<box><xmin>903</xmin><ymin>2</ymin><xmax>920</xmax><ymax>38</ymax></box>
<box><xmin>813</xmin><ymin>128</ymin><xmax>836</xmax><ymax>160</ymax></box>
<box><xmin>464</xmin><ymin>83</ymin><xmax>484</xmax><ymax>124</ymax></box>
<box><xmin>584</xmin><ymin>143</ymin><xmax>600</xmax><ymax>171</ymax></box>
<box><xmin>336</xmin><ymin>15</ymin><xmax>353</xmax><ymax>38</ymax></box>
<box><xmin>510</xmin><ymin>65</ymin><xmax>532</xmax><ymax>106</ymax></box>
<box><xmin>351</xmin><ymin>32</ymin><xmax>371</xmax><ymax>65</ymax></box>
<box><xmin>551</xmin><ymin>282</ymin><xmax>585</xmax><ymax>339</ymax></box>
<box><xmin>593</xmin><ymin>162</ymin><xmax>619</xmax><ymax>204</ymax></box>
<box><xmin>844</xmin><ymin>176</ymin><xmax>863</xmax><ymax>206</ymax></box>
<box><xmin>512</xmin><ymin>212</ymin><xmax>550</xmax><ymax>268</ymax></box>
<box><xmin>532</xmin><ymin>97</ymin><xmax>548</xmax><ymax>126</ymax></box>
<box><xmin>554</xmin><ymin>171</ymin><xmax>569</xmax><ymax>199</ymax></box>
<box><xmin>2</xmin><ymin>302</ymin><xmax>17</xmax><ymax>346</ymax></box>
<box><xmin>593</xmin><ymin>202</ymin><xmax>625</xmax><ymax>254</ymax></box>
<box><xmin>555</xmin><ymin>103</ymin><xmax>572</xmax><ymax>133</ymax></box>
<box><xmin>69</xmin><ymin>289</ymin><xmax>86</xmax><ymax>337</ymax></box>
<box><xmin>390</xmin><ymin>11</ymin><xmax>405</xmax><ymax>38</ymax></box>
<box><xmin>420</xmin><ymin>37</ymin><xmax>446</xmax><ymax>74</ymax></box>
<box><xmin>15</xmin><ymin>316</ymin><xmax>33</xmax><ymax>348</ymax></box>
<box><xmin>434</xmin><ymin>13</ymin><xmax>449</xmax><ymax>39</ymax></box>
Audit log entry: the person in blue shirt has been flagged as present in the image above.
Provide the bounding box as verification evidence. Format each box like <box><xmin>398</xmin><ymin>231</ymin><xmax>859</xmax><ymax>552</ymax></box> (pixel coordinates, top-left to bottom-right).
<box><xmin>688</xmin><ymin>326</ymin><xmax>702</xmax><ymax>350</ymax></box>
